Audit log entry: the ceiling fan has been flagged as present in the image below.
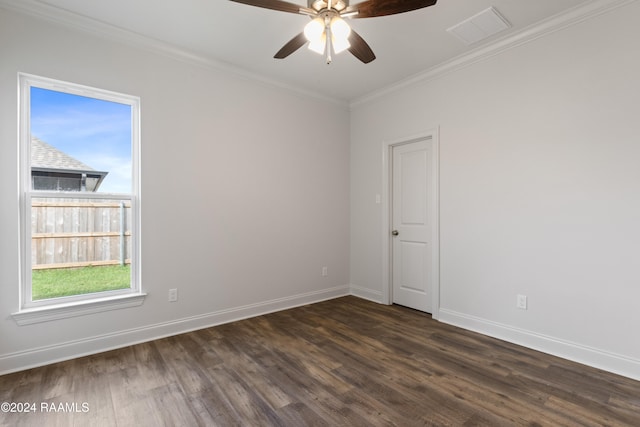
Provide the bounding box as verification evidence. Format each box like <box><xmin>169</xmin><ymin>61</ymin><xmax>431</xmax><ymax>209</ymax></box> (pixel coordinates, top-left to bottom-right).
<box><xmin>229</xmin><ymin>0</ymin><xmax>438</xmax><ymax>64</ymax></box>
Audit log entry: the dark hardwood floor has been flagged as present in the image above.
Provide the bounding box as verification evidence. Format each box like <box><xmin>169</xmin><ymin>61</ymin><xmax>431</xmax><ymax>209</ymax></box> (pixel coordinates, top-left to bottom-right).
<box><xmin>1</xmin><ymin>296</ymin><xmax>639</xmax><ymax>426</ymax></box>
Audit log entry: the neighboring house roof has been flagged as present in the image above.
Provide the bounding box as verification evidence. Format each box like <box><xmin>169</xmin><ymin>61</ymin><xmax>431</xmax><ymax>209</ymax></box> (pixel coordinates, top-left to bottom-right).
<box><xmin>31</xmin><ymin>137</ymin><xmax>96</xmax><ymax>172</ymax></box>
<box><xmin>30</xmin><ymin>137</ymin><xmax>108</xmax><ymax>192</ymax></box>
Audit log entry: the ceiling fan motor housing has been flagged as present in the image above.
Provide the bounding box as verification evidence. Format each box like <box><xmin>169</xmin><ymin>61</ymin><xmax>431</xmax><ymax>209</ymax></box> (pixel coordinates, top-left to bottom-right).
<box><xmin>309</xmin><ymin>0</ymin><xmax>348</xmax><ymax>12</ymax></box>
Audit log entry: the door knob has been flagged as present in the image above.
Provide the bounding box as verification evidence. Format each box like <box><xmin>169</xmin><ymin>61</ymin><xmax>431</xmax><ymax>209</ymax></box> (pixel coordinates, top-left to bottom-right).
<box><xmin>392</xmin><ymin>230</ymin><xmax>399</xmax><ymax>236</ymax></box>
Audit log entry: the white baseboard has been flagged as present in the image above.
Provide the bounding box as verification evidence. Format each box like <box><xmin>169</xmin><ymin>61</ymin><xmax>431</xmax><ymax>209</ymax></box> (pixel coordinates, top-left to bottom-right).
<box><xmin>0</xmin><ymin>285</ymin><xmax>350</xmax><ymax>375</ymax></box>
<box><xmin>439</xmin><ymin>308</ymin><xmax>640</xmax><ymax>382</ymax></box>
<box><xmin>7</xmin><ymin>290</ymin><xmax>637</xmax><ymax>383</ymax></box>
<box><xmin>349</xmin><ymin>284</ymin><xmax>384</xmax><ymax>304</ymax></box>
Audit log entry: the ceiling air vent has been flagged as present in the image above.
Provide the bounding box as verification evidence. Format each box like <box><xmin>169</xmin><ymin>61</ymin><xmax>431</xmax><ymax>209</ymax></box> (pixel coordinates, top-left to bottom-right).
<box><xmin>447</xmin><ymin>7</ymin><xmax>511</xmax><ymax>45</ymax></box>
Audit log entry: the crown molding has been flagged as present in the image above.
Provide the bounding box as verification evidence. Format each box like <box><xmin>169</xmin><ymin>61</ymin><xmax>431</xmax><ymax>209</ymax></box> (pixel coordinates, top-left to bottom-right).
<box><xmin>350</xmin><ymin>0</ymin><xmax>637</xmax><ymax>109</ymax></box>
<box><xmin>0</xmin><ymin>0</ymin><xmax>349</xmax><ymax>108</ymax></box>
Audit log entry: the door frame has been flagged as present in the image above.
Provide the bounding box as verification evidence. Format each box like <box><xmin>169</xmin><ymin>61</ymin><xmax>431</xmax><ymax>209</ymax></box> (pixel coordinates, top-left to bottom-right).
<box><xmin>381</xmin><ymin>128</ymin><xmax>440</xmax><ymax>319</ymax></box>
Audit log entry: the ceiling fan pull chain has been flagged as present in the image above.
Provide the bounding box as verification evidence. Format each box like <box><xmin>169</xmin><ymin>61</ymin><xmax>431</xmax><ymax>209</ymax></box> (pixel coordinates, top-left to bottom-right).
<box><xmin>325</xmin><ymin>15</ymin><xmax>332</xmax><ymax>64</ymax></box>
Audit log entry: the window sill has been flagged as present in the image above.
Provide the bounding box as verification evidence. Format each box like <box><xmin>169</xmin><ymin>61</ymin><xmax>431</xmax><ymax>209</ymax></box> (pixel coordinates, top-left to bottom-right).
<box><xmin>12</xmin><ymin>293</ymin><xmax>147</xmax><ymax>326</ymax></box>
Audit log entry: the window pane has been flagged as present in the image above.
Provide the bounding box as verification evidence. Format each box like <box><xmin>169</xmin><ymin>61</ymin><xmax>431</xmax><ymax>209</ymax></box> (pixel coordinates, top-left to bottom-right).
<box><xmin>25</xmin><ymin>82</ymin><xmax>137</xmax><ymax>304</ymax></box>
<box><xmin>30</xmin><ymin>87</ymin><xmax>132</xmax><ymax>194</ymax></box>
<box><xmin>31</xmin><ymin>196</ymin><xmax>132</xmax><ymax>300</ymax></box>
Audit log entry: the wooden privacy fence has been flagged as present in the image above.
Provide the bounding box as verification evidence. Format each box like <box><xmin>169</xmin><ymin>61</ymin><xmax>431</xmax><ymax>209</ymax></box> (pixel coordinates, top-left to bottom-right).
<box><xmin>31</xmin><ymin>198</ymin><xmax>131</xmax><ymax>270</ymax></box>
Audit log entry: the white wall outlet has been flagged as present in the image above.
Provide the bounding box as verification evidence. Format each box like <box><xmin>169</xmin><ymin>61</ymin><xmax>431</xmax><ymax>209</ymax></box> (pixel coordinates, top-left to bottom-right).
<box><xmin>517</xmin><ymin>294</ymin><xmax>527</xmax><ymax>310</ymax></box>
<box><xmin>321</xmin><ymin>266</ymin><xmax>328</xmax><ymax>277</ymax></box>
<box><xmin>168</xmin><ymin>288</ymin><xmax>178</xmax><ymax>302</ymax></box>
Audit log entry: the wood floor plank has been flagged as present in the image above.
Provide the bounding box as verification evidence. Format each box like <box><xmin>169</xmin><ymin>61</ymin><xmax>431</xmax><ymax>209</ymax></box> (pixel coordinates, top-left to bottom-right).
<box><xmin>71</xmin><ymin>373</ymin><xmax>116</xmax><ymax>426</ymax></box>
<box><xmin>209</xmin><ymin>341</ymin><xmax>295</xmax><ymax>409</ymax></box>
<box><xmin>107</xmin><ymin>368</ymin><xmax>157</xmax><ymax>427</ymax></box>
<box><xmin>204</xmin><ymin>366</ymin><xmax>282</xmax><ymax>426</ymax></box>
<box><xmin>276</xmin><ymin>401</ymin><xmax>332</xmax><ymax>427</ymax></box>
<box><xmin>40</xmin><ymin>361</ymin><xmax>76</xmax><ymax>401</ymax></box>
<box><xmin>1</xmin><ymin>296</ymin><xmax>639</xmax><ymax>426</ymax></box>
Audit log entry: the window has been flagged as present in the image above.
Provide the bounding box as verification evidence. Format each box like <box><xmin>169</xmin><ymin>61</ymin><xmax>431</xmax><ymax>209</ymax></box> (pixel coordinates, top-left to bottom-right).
<box><xmin>15</xmin><ymin>74</ymin><xmax>144</xmax><ymax>323</ymax></box>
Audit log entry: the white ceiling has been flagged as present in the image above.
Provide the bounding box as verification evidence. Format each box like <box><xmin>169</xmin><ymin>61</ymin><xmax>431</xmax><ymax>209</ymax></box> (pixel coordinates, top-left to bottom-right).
<box><xmin>5</xmin><ymin>0</ymin><xmax>593</xmax><ymax>102</ymax></box>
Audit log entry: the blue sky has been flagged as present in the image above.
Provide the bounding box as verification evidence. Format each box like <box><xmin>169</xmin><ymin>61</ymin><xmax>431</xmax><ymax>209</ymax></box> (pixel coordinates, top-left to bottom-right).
<box><xmin>30</xmin><ymin>87</ymin><xmax>132</xmax><ymax>193</ymax></box>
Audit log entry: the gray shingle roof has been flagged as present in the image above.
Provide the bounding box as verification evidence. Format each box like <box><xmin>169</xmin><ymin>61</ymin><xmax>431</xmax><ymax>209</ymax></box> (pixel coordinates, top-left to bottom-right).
<box><xmin>31</xmin><ymin>137</ymin><xmax>95</xmax><ymax>171</ymax></box>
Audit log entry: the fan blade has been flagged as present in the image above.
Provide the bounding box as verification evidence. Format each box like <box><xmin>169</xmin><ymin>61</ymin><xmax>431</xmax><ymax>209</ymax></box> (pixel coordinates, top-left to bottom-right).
<box><xmin>345</xmin><ymin>0</ymin><xmax>437</xmax><ymax>18</ymax></box>
<box><xmin>274</xmin><ymin>33</ymin><xmax>308</xmax><ymax>59</ymax></box>
<box><xmin>229</xmin><ymin>0</ymin><xmax>312</xmax><ymax>15</ymax></box>
<box><xmin>348</xmin><ymin>30</ymin><xmax>376</xmax><ymax>64</ymax></box>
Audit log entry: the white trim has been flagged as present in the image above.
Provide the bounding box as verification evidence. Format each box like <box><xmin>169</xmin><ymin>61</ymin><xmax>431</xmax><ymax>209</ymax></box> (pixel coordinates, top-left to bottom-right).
<box><xmin>17</xmin><ymin>73</ymin><xmax>142</xmax><ymax>312</ymax></box>
<box><xmin>439</xmin><ymin>308</ymin><xmax>640</xmax><ymax>382</ymax></box>
<box><xmin>381</xmin><ymin>143</ymin><xmax>391</xmax><ymax>306</ymax></box>
<box><xmin>350</xmin><ymin>0</ymin><xmax>637</xmax><ymax>108</ymax></box>
<box><xmin>381</xmin><ymin>128</ymin><xmax>440</xmax><ymax>318</ymax></box>
<box><xmin>12</xmin><ymin>293</ymin><xmax>147</xmax><ymax>326</ymax></box>
<box><xmin>0</xmin><ymin>285</ymin><xmax>349</xmax><ymax>375</ymax></box>
<box><xmin>349</xmin><ymin>284</ymin><xmax>383</xmax><ymax>303</ymax></box>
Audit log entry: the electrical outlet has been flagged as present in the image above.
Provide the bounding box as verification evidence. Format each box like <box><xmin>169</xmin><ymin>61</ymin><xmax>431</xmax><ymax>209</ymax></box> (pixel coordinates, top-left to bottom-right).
<box><xmin>517</xmin><ymin>294</ymin><xmax>527</xmax><ymax>310</ymax></box>
<box><xmin>168</xmin><ymin>288</ymin><xmax>178</xmax><ymax>302</ymax></box>
<box><xmin>321</xmin><ymin>266</ymin><xmax>328</xmax><ymax>277</ymax></box>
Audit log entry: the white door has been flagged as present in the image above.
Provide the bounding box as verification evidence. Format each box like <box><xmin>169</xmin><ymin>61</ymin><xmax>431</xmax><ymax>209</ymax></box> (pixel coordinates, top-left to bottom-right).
<box><xmin>391</xmin><ymin>139</ymin><xmax>433</xmax><ymax>312</ymax></box>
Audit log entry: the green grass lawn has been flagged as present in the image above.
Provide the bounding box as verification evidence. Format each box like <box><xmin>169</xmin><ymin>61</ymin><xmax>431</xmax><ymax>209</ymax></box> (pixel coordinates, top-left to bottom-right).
<box><xmin>32</xmin><ymin>265</ymin><xmax>131</xmax><ymax>300</ymax></box>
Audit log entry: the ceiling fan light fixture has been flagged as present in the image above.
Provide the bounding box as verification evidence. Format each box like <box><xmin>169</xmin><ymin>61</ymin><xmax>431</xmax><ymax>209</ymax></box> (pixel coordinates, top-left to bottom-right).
<box><xmin>304</xmin><ymin>17</ymin><xmax>325</xmax><ymax>43</ymax></box>
<box><xmin>308</xmin><ymin>33</ymin><xmax>327</xmax><ymax>54</ymax></box>
<box><xmin>330</xmin><ymin>16</ymin><xmax>351</xmax><ymax>53</ymax></box>
<box><xmin>330</xmin><ymin>16</ymin><xmax>350</xmax><ymax>39</ymax></box>
<box><xmin>331</xmin><ymin>35</ymin><xmax>350</xmax><ymax>54</ymax></box>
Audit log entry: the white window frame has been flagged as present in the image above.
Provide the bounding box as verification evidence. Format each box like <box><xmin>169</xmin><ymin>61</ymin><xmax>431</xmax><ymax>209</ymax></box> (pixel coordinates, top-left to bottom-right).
<box><xmin>13</xmin><ymin>73</ymin><xmax>145</xmax><ymax>325</ymax></box>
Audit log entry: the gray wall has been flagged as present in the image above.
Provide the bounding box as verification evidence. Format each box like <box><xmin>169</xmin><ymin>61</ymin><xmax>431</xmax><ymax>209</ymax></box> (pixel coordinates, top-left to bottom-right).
<box><xmin>0</xmin><ymin>7</ymin><xmax>350</xmax><ymax>373</ymax></box>
<box><xmin>350</xmin><ymin>2</ymin><xmax>640</xmax><ymax>379</ymax></box>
